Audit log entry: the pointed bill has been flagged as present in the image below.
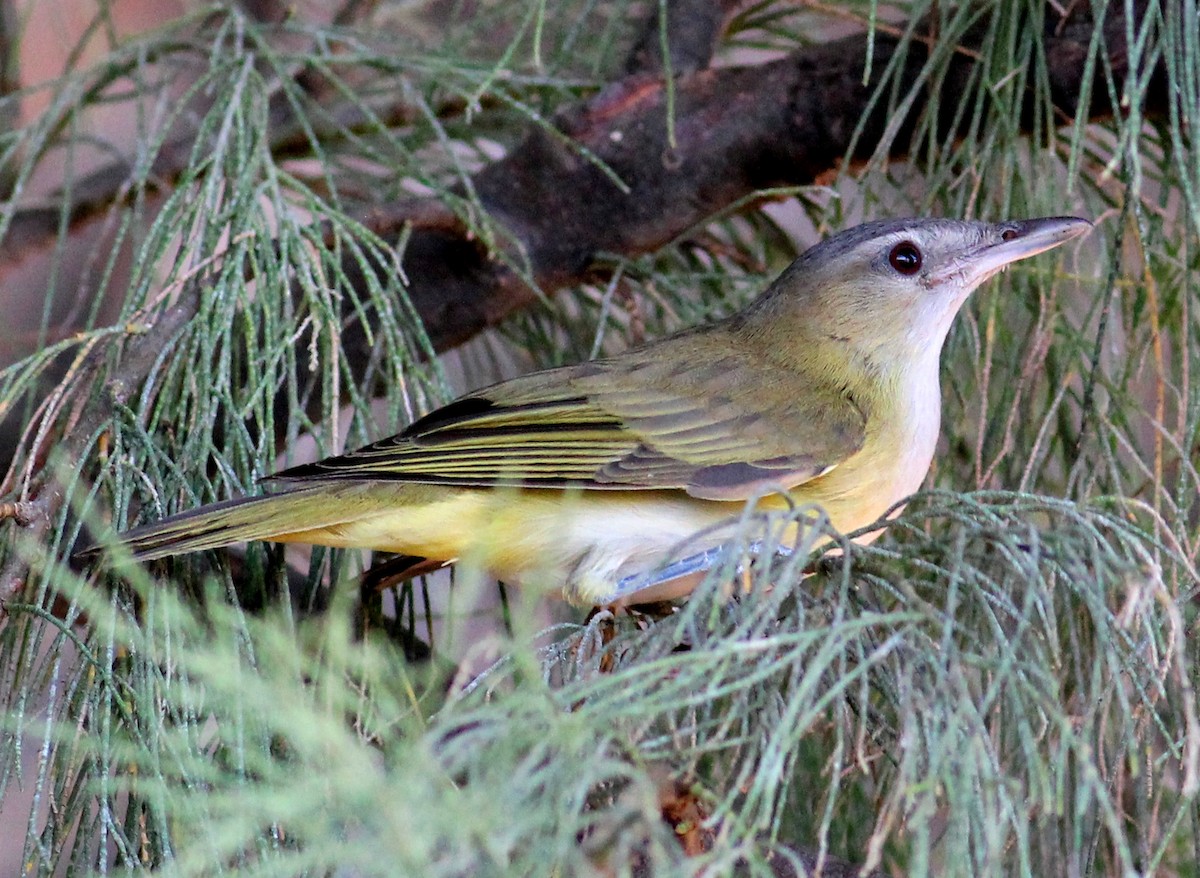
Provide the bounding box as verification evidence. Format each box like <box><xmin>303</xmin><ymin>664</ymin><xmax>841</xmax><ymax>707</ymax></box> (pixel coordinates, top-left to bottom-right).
<box><xmin>932</xmin><ymin>216</ymin><xmax>1092</xmax><ymax>287</ymax></box>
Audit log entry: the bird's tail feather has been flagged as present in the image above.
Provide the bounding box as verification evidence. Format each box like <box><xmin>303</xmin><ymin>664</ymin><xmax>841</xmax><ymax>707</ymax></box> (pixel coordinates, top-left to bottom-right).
<box><xmin>83</xmin><ymin>485</ymin><xmax>375</xmax><ymax>562</ymax></box>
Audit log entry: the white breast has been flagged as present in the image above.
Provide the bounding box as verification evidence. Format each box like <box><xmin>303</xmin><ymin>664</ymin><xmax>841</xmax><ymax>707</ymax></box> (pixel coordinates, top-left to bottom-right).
<box><xmin>794</xmin><ymin>346</ymin><xmax>946</xmax><ymax>536</ymax></box>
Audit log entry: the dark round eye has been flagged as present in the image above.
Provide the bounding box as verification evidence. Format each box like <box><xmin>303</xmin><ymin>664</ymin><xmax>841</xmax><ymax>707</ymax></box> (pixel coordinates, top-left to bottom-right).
<box><xmin>888</xmin><ymin>241</ymin><xmax>923</xmax><ymax>275</ymax></box>
<box><xmin>1001</xmin><ymin>228</ymin><xmax>1019</xmax><ymax>241</ymax></box>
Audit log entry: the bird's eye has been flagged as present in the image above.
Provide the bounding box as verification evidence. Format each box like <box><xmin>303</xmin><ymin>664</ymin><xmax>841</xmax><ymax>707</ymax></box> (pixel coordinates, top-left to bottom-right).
<box><xmin>888</xmin><ymin>241</ymin><xmax>923</xmax><ymax>275</ymax></box>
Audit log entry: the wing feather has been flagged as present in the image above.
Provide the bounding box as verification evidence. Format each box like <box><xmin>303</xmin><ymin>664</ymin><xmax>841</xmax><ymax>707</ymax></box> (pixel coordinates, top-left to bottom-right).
<box><xmin>270</xmin><ymin>332</ymin><xmax>867</xmax><ymax>500</ymax></box>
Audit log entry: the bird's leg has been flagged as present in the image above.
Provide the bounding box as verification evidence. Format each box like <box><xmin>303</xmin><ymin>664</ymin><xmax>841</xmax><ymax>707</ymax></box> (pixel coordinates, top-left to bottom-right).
<box><xmin>606</xmin><ymin>540</ymin><xmax>796</xmax><ymax>605</ymax></box>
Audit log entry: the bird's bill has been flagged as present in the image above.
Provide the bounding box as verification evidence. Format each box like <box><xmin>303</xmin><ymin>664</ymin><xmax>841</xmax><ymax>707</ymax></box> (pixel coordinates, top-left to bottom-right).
<box><xmin>934</xmin><ymin>215</ymin><xmax>1092</xmax><ymax>286</ymax></box>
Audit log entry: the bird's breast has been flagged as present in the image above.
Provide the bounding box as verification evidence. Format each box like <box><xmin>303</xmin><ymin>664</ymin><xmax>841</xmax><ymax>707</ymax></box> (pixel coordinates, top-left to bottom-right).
<box><xmin>793</xmin><ymin>366</ymin><xmax>943</xmax><ymax>536</ymax></box>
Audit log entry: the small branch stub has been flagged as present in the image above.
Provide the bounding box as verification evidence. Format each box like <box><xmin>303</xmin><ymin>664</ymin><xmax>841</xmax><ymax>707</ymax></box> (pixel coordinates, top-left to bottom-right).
<box><xmin>0</xmin><ymin>500</ymin><xmax>41</xmax><ymax>527</ymax></box>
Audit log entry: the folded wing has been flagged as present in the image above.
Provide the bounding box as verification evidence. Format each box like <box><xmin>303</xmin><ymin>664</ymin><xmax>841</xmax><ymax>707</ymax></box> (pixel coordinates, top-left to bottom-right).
<box><xmin>271</xmin><ymin>333</ymin><xmax>866</xmax><ymax>501</ymax></box>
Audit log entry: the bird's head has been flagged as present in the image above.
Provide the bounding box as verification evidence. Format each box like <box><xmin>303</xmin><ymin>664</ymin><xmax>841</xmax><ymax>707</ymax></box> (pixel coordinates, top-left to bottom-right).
<box><xmin>748</xmin><ymin>216</ymin><xmax>1092</xmax><ymax>374</ymax></box>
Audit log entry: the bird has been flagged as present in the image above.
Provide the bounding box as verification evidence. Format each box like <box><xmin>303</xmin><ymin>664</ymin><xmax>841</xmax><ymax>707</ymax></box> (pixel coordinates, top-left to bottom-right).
<box><xmin>86</xmin><ymin>216</ymin><xmax>1091</xmax><ymax>605</ymax></box>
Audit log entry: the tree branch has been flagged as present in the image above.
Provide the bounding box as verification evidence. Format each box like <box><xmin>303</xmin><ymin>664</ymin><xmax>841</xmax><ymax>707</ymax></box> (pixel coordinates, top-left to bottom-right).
<box><xmin>333</xmin><ymin>0</ymin><xmax>1165</xmax><ymax>360</ymax></box>
<box><xmin>623</xmin><ymin>0</ymin><xmax>746</xmax><ymax>75</ymax></box>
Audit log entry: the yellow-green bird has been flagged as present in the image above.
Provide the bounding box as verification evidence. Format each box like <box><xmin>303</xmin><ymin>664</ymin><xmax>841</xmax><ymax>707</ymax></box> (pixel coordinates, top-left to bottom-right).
<box><xmin>93</xmin><ymin>216</ymin><xmax>1090</xmax><ymax>604</ymax></box>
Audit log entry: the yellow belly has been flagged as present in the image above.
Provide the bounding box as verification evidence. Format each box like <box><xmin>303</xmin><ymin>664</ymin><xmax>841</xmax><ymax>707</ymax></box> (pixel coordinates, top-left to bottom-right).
<box><xmin>271</xmin><ymin>458</ymin><xmax>918</xmax><ymax>604</ymax></box>
<box><xmin>278</xmin><ymin>487</ymin><xmax>734</xmax><ymax>602</ymax></box>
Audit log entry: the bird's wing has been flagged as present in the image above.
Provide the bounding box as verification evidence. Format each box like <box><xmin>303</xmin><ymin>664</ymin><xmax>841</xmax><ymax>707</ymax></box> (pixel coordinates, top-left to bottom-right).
<box><xmin>270</xmin><ymin>335</ymin><xmax>866</xmax><ymax>501</ymax></box>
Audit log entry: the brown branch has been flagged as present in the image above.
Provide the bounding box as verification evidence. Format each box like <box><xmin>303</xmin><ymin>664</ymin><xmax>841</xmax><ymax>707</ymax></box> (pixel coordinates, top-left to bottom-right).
<box><xmin>623</xmin><ymin>0</ymin><xmax>746</xmax><ymax>75</ymax></box>
<box><xmin>6</xmin><ymin>1</ymin><xmax>1163</xmax><ymax>363</ymax></box>
<box><xmin>332</xmin><ymin>0</ymin><xmax>1166</xmax><ymax>362</ymax></box>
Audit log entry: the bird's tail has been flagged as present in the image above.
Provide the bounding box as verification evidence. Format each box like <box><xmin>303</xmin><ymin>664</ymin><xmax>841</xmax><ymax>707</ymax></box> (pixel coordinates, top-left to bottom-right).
<box><xmin>81</xmin><ymin>484</ymin><xmax>379</xmax><ymax>563</ymax></box>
